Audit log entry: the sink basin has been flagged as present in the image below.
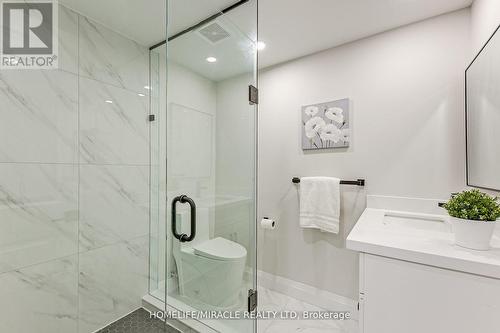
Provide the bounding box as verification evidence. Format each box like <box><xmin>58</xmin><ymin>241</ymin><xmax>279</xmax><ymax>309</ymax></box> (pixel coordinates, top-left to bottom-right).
<box><xmin>383</xmin><ymin>211</ymin><xmax>451</xmax><ymax>233</ymax></box>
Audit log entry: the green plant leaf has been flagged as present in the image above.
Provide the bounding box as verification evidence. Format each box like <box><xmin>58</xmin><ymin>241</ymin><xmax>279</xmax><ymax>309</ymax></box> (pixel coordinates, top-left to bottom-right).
<box><xmin>443</xmin><ymin>189</ymin><xmax>500</xmax><ymax>221</ymax></box>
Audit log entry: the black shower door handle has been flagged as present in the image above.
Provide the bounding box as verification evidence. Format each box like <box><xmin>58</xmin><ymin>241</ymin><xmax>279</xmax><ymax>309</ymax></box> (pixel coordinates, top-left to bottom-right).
<box><xmin>171</xmin><ymin>195</ymin><xmax>196</xmax><ymax>242</ymax></box>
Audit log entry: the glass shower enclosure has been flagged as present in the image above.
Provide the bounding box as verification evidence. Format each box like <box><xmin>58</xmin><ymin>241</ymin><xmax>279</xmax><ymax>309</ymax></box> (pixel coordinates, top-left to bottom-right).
<box><xmin>0</xmin><ymin>0</ymin><xmax>256</xmax><ymax>332</ymax></box>
<box><xmin>149</xmin><ymin>0</ymin><xmax>258</xmax><ymax>332</ymax></box>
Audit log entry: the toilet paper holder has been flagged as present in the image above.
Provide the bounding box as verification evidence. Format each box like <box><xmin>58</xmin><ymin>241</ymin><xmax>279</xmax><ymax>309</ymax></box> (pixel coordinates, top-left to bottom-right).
<box><xmin>261</xmin><ymin>217</ymin><xmax>276</xmax><ymax>229</ymax></box>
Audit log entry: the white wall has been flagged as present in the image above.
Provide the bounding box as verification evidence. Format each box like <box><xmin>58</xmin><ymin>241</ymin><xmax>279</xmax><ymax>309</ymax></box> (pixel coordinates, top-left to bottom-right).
<box><xmin>471</xmin><ymin>0</ymin><xmax>500</xmax><ymax>56</ymax></box>
<box><xmin>258</xmin><ymin>9</ymin><xmax>470</xmax><ymax>300</ymax></box>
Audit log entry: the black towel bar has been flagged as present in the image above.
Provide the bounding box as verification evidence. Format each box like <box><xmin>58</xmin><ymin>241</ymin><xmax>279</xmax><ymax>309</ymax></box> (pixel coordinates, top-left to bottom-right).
<box><xmin>292</xmin><ymin>177</ymin><xmax>365</xmax><ymax>186</ymax></box>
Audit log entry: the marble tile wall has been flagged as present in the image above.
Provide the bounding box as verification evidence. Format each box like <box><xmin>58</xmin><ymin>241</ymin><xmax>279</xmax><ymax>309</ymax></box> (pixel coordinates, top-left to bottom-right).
<box><xmin>78</xmin><ymin>236</ymin><xmax>149</xmax><ymax>333</ymax></box>
<box><xmin>0</xmin><ymin>256</ymin><xmax>79</xmax><ymax>333</ymax></box>
<box><xmin>79</xmin><ymin>77</ymin><xmax>149</xmax><ymax>165</ymax></box>
<box><xmin>79</xmin><ymin>165</ymin><xmax>149</xmax><ymax>252</ymax></box>
<box><xmin>0</xmin><ymin>5</ymin><xmax>151</xmax><ymax>333</ymax></box>
<box><xmin>78</xmin><ymin>16</ymin><xmax>149</xmax><ymax>93</ymax></box>
<box><xmin>0</xmin><ymin>163</ymin><xmax>78</xmax><ymax>274</ymax></box>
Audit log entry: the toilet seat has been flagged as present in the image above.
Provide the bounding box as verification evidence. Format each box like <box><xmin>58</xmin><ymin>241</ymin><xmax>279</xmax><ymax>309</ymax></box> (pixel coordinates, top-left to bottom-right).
<box><xmin>193</xmin><ymin>237</ymin><xmax>247</xmax><ymax>261</ymax></box>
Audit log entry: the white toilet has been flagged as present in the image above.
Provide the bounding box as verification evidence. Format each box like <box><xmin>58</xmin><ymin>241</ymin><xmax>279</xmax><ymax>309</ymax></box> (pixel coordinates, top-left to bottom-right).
<box><xmin>172</xmin><ymin>209</ymin><xmax>247</xmax><ymax>309</ymax></box>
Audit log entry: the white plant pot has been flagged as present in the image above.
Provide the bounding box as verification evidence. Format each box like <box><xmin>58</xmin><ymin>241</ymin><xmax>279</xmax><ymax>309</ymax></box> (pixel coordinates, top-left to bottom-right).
<box><xmin>450</xmin><ymin>217</ymin><xmax>496</xmax><ymax>251</ymax></box>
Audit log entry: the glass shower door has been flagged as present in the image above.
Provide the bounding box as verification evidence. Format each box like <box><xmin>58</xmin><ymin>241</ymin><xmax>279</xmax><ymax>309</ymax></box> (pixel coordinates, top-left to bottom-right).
<box><xmin>149</xmin><ymin>0</ymin><xmax>258</xmax><ymax>331</ymax></box>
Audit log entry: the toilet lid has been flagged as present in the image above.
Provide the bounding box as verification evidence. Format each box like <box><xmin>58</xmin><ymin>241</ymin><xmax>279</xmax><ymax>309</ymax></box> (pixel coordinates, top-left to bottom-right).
<box><xmin>193</xmin><ymin>237</ymin><xmax>247</xmax><ymax>261</ymax></box>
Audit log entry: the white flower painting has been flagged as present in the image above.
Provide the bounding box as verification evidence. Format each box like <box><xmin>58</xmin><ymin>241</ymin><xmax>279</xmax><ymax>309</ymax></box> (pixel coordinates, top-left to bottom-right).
<box><xmin>304</xmin><ymin>106</ymin><xmax>319</xmax><ymax>117</ymax></box>
<box><xmin>325</xmin><ymin>107</ymin><xmax>344</xmax><ymax>124</ymax></box>
<box><xmin>302</xmin><ymin>98</ymin><xmax>350</xmax><ymax>150</ymax></box>
<box><xmin>304</xmin><ymin>116</ymin><xmax>325</xmax><ymax>139</ymax></box>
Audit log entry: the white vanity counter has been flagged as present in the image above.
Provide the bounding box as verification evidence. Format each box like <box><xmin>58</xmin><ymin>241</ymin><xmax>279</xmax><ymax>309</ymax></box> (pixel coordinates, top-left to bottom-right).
<box><xmin>347</xmin><ymin>204</ymin><xmax>500</xmax><ymax>279</ymax></box>
<box><xmin>347</xmin><ymin>195</ymin><xmax>500</xmax><ymax>333</ymax></box>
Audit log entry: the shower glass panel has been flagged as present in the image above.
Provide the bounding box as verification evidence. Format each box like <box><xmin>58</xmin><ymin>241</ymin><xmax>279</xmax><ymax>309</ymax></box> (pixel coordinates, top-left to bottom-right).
<box><xmin>149</xmin><ymin>0</ymin><xmax>258</xmax><ymax>331</ymax></box>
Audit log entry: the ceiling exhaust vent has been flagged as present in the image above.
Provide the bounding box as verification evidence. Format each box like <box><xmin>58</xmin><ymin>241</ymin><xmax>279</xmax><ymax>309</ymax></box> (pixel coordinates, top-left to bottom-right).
<box><xmin>198</xmin><ymin>22</ymin><xmax>230</xmax><ymax>44</ymax></box>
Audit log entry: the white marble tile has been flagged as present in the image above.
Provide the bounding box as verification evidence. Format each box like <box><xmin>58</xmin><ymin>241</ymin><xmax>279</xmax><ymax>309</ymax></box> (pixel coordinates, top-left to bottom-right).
<box><xmin>0</xmin><ymin>163</ymin><xmax>78</xmax><ymax>274</ymax></box>
<box><xmin>258</xmin><ymin>287</ymin><xmax>290</xmax><ymax>311</ymax></box>
<box><xmin>0</xmin><ymin>70</ymin><xmax>78</xmax><ymax>163</ymax></box>
<box><xmin>0</xmin><ymin>255</ymin><xmax>78</xmax><ymax>333</ymax></box>
<box><xmin>78</xmin><ymin>236</ymin><xmax>149</xmax><ymax>333</ymax></box>
<box><xmin>257</xmin><ymin>287</ymin><xmax>359</xmax><ymax>333</ymax></box>
<box><xmin>283</xmin><ymin>297</ymin><xmax>351</xmax><ymax>332</ymax></box>
<box><xmin>58</xmin><ymin>5</ymin><xmax>78</xmax><ymax>74</ymax></box>
<box><xmin>283</xmin><ymin>296</ymin><xmax>327</xmax><ymax>312</ymax></box>
<box><xmin>257</xmin><ymin>287</ymin><xmax>294</xmax><ymax>333</ymax></box>
<box><xmin>78</xmin><ymin>16</ymin><xmax>149</xmax><ymax>93</ymax></box>
<box><xmin>79</xmin><ymin>164</ymin><xmax>149</xmax><ymax>251</ymax></box>
<box><xmin>79</xmin><ymin>77</ymin><xmax>149</xmax><ymax>165</ymax></box>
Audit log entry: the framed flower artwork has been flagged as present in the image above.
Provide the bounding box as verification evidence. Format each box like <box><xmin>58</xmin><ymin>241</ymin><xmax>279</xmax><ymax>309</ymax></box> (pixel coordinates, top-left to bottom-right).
<box><xmin>301</xmin><ymin>98</ymin><xmax>350</xmax><ymax>150</ymax></box>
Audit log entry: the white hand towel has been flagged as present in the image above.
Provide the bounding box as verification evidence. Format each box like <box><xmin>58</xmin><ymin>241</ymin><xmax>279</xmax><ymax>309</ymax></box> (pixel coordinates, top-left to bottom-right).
<box><xmin>299</xmin><ymin>177</ymin><xmax>340</xmax><ymax>234</ymax></box>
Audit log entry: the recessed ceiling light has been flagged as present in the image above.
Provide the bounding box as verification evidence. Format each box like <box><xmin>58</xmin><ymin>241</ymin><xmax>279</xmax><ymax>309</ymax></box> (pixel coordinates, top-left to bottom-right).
<box><xmin>257</xmin><ymin>41</ymin><xmax>266</xmax><ymax>51</ymax></box>
<box><xmin>105</xmin><ymin>100</ymin><xmax>113</xmax><ymax>104</ymax></box>
<box><xmin>138</xmin><ymin>93</ymin><xmax>146</xmax><ymax>97</ymax></box>
<box><xmin>206</xmin><ymin>56</ymin><xmax>217</xmax><ymax>63</ymax></box>
<box><xmin>144</xmin><ymin>85</ymin><xmax>151</xmax><ymax>90</ymax></box>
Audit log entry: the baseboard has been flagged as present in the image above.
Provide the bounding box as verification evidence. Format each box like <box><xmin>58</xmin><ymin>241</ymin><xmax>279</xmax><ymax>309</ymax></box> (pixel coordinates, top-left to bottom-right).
<box><xmin>257</xmin><ymin>270</ymin><xmax>358</xmax><ymax>320</ymax></box>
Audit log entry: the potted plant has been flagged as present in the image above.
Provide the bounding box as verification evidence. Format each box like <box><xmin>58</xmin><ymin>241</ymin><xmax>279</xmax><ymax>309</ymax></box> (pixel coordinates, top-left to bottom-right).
<box><xmin>443</xmin><ymin>189</ymin><xmax>500</xmax><ymax>251</ymax></box>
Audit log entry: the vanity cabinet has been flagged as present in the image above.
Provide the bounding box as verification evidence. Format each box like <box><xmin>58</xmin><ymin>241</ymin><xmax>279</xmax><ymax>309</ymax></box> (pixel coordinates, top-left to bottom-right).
<box><xmin>358</xmin><ymin>253</ymin><xmax>500</xmax><ymax>333</ymax></box>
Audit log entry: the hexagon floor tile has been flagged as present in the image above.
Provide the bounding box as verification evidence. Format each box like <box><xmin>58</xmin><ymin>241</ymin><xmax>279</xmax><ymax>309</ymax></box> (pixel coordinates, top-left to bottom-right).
<box><xmin>97</xmin><ymin>308</ymin><xmax>180</xmax><ymax>333</ymax></box>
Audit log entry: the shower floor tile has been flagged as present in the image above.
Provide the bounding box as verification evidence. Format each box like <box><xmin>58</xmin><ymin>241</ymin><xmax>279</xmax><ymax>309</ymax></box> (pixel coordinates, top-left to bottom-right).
<box><xmin>97</xmin><ymin>308</ymin><xmax>179</xmax><ymax>333</ymax></box>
